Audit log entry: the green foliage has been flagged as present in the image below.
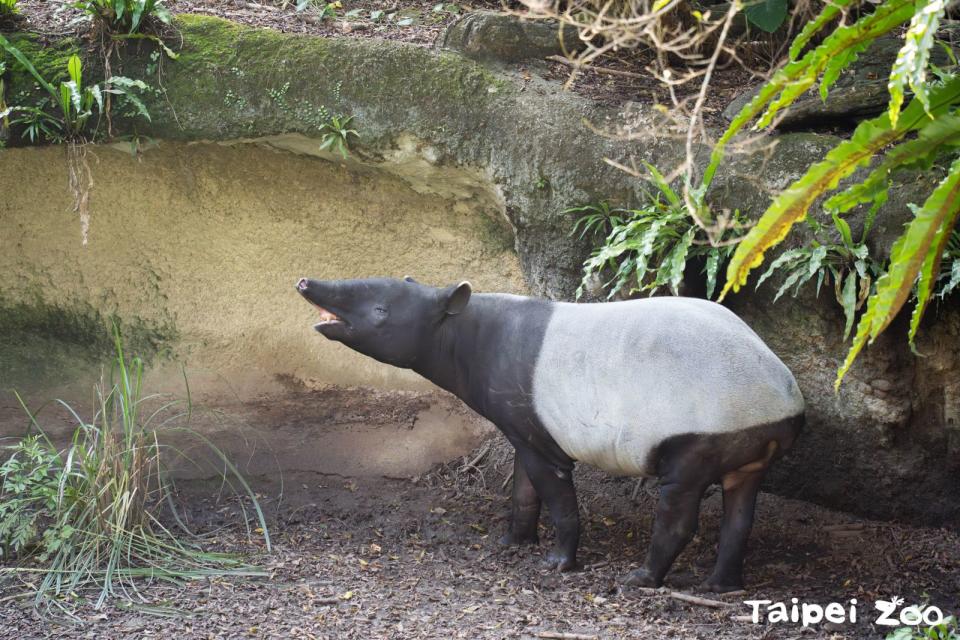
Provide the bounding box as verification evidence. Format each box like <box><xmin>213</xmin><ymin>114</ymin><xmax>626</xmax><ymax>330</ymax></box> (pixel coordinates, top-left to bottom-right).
<box><xmin>0</xmin><ymin>0</ymin><xmax>19</xmax><ymax>16</ymax></box>
<box><xmin>703</xmin><ymin>0</ymin><xmax>917</xmax><ymax>193</ymax></box>
<box><xmin>685</xmin><ymin>0</ymin><xmax>960</xmax><ymax>386</ymax></box>
<box><xmin>936</xmin><ymin>230</ymin><xmax>960</xmax><ymax>299</ymax></box>
<box><xmin>886</xmin><ymin>616</ymin><xmax>960</xmax><ymax>640</ymax></box>
<box><xmin>263</xmin><ymin>79</ymin><xmax>358</xmax><ymax>156</ymax></box>
<box><xmin>64</xmin><ymin>0</ymin><xmax>172</xmax><ymax>34</ymax></box>
<box><xmin>837</xmin><ymin>154</ymin><xmax>960</xmax><ymax>382</ymax></box>
<box><xmin>757</xmin><ymin>213</ymin><xmax>880</xmax><ymax>340</ymax></box>
<box><xmin>0</xmin><ymin>41</ymin><xmax>150</xmax><ymax>144</ymax></box>
<box><xmin>574</xmin><ymin>166</ymin><xmax>744</xmax><ymax>300</ymax></box>
<box><xmin>743</xmin><ymin>0</ymin><xmax>789</xmax><ymax>33</ymax></box>
<box><xmin>0</xmin><ymin>328</ymin><xmax>270</xmax><ymax>617</ymax></box>
<box><xmin>888</xmin><ymin>0</ymin><xmax>947</xmax><ymax>126</ymax></box>
<box><xmin>0</xmin><ymin>436</ymin><xmax>61</xmax><ymax>559</ymax></box>
<box><xmin>319</xmin><ymin>114</ymin><xmax>358</xmax><ymax>158</ymax></box>
<box><xmin>724</xmin><ymin>80</ymin><xmax>960</xmax><ymax>301</ymax></box>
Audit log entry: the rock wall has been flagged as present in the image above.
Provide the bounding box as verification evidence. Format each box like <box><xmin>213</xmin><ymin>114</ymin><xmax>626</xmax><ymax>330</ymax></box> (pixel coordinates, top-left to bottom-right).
<box><xmin>3</xmin><ymin>16</ymin><xmax>958</xmax><ymax>524</ymax></box>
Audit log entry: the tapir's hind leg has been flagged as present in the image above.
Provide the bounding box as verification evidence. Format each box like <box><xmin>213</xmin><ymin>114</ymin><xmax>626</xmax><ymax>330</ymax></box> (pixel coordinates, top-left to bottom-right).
<box><xmin>701</xmin><ymin>467</ymin><xmax>766</xmax><ymax>592</ymax></box>
<box><xmin>515</xmin><ymin>445</ymin><xmax>580</xmax><ymax>571</ymax></box>
<box><xmin>622</xmin><ymin>477</ymin><xmax>710</xmax><ymax>587</ymax></box>
<box><xmin>499</xmin><ymin>451</ymin><xmax>542</xmax><ymax>546</ymax></box>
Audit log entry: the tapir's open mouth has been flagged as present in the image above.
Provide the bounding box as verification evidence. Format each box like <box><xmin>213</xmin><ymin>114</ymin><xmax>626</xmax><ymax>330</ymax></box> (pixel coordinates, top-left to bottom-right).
<box><xmin>311</xmin><ymin>303</ymin><xmax>344</xmax><ymax>330</ymax></box>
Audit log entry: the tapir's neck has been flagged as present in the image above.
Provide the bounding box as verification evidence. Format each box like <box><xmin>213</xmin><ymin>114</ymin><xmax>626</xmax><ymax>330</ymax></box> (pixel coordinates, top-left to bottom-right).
<box><xmin>412</xmin><ymin>293</ymin><xmax>555</xmax><ymax>416</ymax></box>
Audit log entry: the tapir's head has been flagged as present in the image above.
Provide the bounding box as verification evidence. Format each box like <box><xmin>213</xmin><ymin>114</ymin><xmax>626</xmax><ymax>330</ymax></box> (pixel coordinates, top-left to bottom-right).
<box><xmin>295</xmin><ymin>276</ymin><xmax>472</xmax><ymax>368</ymax></box>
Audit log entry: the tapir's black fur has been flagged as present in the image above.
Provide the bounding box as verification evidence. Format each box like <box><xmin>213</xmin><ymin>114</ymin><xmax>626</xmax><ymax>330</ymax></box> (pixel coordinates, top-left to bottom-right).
<box><xmin>296</xmin><ymin>276</ymin><xmax>803</xmax><ymax>591</ymax></box>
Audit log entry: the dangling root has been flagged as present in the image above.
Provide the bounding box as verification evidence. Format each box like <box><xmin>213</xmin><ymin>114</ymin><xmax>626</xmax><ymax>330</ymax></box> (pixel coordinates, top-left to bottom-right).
<box><xmin>67</xmin><ymin>140</ymin><xmax>95</xmax><ymax>245</ymax></box>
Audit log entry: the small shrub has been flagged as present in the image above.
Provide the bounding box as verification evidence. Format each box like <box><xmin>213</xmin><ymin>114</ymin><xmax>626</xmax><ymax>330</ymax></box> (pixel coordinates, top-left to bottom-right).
<box><xmin>319</xmin><ymin>114</ymin><xmax>358</xmax><ymax>158</ymax></box>
<box><xmin>574</xmin><ymin>165</ymin><xmax>744</xmax><ymax>301</ymax></box>
<box><xmin>756</xmin><ymin>212</ymin><xmax>881</xmax><ymax>340</ymax></box>
<box><xmin>0</xmin><ymin>436</ymin><xmax>61</xmax><ymax>559</ymax></box>
<box><xmin>0</xmin><ymin>329</ymin><xmax>270</xmax><ymax>617</ymax></box>
<box><xmin>64</xmin><ymin>0</ymin><xmax>172</xmax><ymax>34</ymax></box>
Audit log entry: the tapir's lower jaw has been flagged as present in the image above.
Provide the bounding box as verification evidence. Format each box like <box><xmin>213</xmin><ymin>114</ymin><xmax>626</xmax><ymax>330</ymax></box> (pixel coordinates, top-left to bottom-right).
<box><xmin>314</xmin><ymin>315</ymin><xmax>349</xmax><ymax>339</ymax></box>
<box><xmin>314</xmin><ymin>319</ymin><xmax>344</xmax><ymax>331</ymax></box>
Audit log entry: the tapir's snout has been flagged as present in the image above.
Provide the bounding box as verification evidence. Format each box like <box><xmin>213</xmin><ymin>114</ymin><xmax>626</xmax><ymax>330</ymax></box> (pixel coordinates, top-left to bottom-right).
<box><xmin>296</xmin><ymin>278</ymin><xmax>348</xmax><ymax>335</ymax></box>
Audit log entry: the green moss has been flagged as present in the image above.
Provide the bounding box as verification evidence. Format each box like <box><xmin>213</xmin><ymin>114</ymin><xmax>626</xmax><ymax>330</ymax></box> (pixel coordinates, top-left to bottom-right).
<box><xmin>5</xmin><ymin>13</ymin><xmax>514</xmax><ymax>146</ymax></box>
<box><xmin>0</xmin><ymin>297</ymin><xmax>178</xmax><ymax>390</ymax></box>
<box><xmin>479</xmin><ymin>212</ymin><xmax>516</xmax><ymax>253</ymax></box>
<box><xmin>2</xmin><ymin>32</ymin><xmax>82</xmax><ymax>99</ymax></box>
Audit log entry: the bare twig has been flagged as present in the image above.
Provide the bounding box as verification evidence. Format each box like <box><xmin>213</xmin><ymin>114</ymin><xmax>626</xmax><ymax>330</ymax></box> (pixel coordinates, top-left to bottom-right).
<box><xmin>546</xmin><ymin>55</ymin><xmax>648</xmax><ymax>80</ymax></box>
<box><xmin>536</xmin><ymin>632</ymin><xmax>600</xmax><ymax>640</ymax></box>
<box><xmin>677</xmin><ymin>2</ymin><xmax>740</xmax><ymax>245</ymax></box>
<box><xmin>632</xmin><ymin>586</ymin><xmax>736</xmax><ymax>608</ymax></box>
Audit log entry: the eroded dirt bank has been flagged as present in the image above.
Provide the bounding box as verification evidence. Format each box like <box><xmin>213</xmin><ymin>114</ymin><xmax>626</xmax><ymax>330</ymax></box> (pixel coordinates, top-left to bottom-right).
<box><xmin>0</xmin><ymin>138</ymin><xmax>523</xmax><ymax>400</ymax></box>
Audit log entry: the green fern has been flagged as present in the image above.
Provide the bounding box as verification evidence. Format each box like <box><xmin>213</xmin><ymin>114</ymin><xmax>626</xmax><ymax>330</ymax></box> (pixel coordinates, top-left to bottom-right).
<box><xmin>888</xmin><ymin>0</ymin><xmax>947</xmax><ymax>125</ymax></box>
<box><xmin>688</xmin><ymin>0</ymin><xmax>960</xmax><ymax>386</ymax></box>
<box><xmin>0</xmin><ymin>436</ymin><xmax>61</xmax><ymax>559</ymax></box>
<box><xmin>574</xmin><ymin>168</ymin><xmax>744</xmax><ymax>301</ymax></box>
<box><xmin>837</xmin><ymin>154</ymin><xmax>960</xmax><ymax>384</ymax></box>
<box><xmin>722</xmin><ymin>78</ymin><xmax>960</xmax><ymax>299</ymax></box>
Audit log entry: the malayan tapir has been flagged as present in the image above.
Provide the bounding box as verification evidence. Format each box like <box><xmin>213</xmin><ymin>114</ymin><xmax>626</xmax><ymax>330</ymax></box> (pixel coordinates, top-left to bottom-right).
<box><xmin>296</xmin><ymin>276</ymin><xmax>804</xmax><ymax>592</ymax></box>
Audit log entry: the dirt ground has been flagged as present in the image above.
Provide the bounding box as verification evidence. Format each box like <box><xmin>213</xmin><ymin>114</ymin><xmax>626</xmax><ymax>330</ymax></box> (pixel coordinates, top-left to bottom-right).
<box><xmin>2</xmin><ymin>432</ymin><xmax>958</xmax><ymax>640</ymax></box>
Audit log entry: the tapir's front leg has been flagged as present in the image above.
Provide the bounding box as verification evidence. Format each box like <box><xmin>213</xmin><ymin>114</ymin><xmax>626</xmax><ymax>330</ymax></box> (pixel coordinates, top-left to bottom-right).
<box><xmin>515</xmin><ymin>445</ymin><xmax>580</xmax><ymax>571</ymax></box>
<box><xmin>500</xmin><ymin>452</ymin><xmax>541</xmax><ymax>546</ymax></box>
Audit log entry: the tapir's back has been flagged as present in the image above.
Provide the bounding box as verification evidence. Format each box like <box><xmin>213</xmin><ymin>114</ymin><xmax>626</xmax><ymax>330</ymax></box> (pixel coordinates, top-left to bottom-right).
<box><xmin>530</xmin><ymin>297</ymin><xmax>804</xmax><ymax>476</ymax></box>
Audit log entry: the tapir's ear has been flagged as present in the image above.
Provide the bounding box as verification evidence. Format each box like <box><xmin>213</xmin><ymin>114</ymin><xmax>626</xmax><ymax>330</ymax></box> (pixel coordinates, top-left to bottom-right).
<box><xmin>404</xmin><ymin>275</ymin><xmax>417</xmax><ymax>283</ymax></box>
<box><xmin>444</xmin><ymin>281</ymin><xmax>472</xmax><ymax>316</ymax></box>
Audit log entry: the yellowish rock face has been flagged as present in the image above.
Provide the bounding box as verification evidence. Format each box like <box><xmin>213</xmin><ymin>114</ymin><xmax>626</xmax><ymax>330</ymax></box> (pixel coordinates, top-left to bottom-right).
<box><xmin>0</xmin><ymin>138</ymin><xmax>526</xmax><ymax>400</ymax></box>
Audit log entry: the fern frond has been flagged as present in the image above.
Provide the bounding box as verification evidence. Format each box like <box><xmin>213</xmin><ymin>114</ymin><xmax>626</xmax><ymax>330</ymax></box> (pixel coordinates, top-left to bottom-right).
<box><xmin>888</xmin><ymin>0</ymin><xmax>948</xmax><ymax>126</ymax></box>
<box><xmin>824</xmin><ymin>111</ymin><xmax>960</xmax><ymax>215</ymax></box>
<box><xmin>836</xmin><ymin>154</ymin><xmax>960</xmax><ymax>387</ymax></box>
<box><xmin>789</xmin><ymin>0</ymin><xmax>861</xmax><ymax>60</ymax></box>
<box><xmin>721</xmin><ymin>75</ymin><xmax>960</xmax><ymax>300</ymax></box>
<box><xmin>701</xmin><ymin>0</ymin><xmax>914</xmax><ymax>189</ymax></box>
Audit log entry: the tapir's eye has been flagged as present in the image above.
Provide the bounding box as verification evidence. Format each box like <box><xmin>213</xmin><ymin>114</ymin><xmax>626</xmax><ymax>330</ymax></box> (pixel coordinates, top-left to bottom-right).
<box><xmin>374</xmin><ymin>306</ymin><xmax>388</xmax><ymax>315</ymax></box>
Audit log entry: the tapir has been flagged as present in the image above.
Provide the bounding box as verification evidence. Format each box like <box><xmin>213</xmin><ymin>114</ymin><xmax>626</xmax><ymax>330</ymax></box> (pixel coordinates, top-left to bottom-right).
<box><xmin>296</xmin><ymin>276</ymin><xmax>804</xmax><ymax>592</ymax></box>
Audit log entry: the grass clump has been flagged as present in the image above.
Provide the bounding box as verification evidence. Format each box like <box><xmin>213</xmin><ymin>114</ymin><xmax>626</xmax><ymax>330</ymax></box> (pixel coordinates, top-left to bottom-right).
<box><xmin>0</xmin><ymin>328</ymin><xmax>269</xmax><ymax>619</ymax></box>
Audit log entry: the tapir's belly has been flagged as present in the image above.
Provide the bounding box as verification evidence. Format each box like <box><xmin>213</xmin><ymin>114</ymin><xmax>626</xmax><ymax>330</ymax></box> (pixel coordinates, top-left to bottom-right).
<box><xmin>530</xmin><ymin>298</ymin><xmax>804</xmax><ymax>476</ymax></box>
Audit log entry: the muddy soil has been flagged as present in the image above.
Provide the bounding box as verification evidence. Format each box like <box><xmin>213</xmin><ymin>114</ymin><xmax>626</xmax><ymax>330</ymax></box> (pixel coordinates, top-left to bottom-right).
<box><xmin>2</xmin><ymin>434</ymin><xmax>958</xmax><ymax>639</ymax></box>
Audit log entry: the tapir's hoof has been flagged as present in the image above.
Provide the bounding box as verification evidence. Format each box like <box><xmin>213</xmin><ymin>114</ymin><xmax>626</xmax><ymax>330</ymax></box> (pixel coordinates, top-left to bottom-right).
<box><xmin>498</xmin><ymin>531</ymin><xmax>539</xmax><ymax>546</ymax></box>
<box><xmin>543</xmin><ymin>549</ymin><xmax>579</xmax><ymax>572</ymax></box>
<box><xmin>699</xmin><ymin>578</ymin><xmax>744</xmax><ymax>593</ymax></box>
<box><xmin>620</xmin><ymin>567</ymin><xmax>661</xmax><ymax>588</ymax></box>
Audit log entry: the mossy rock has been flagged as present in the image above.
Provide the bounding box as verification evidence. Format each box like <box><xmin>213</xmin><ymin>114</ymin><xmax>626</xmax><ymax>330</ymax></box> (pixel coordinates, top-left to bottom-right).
<box><xmin>441</xmin><ymin>11</ymin><xmax>584</xmax><ymax>64</ymax></box>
